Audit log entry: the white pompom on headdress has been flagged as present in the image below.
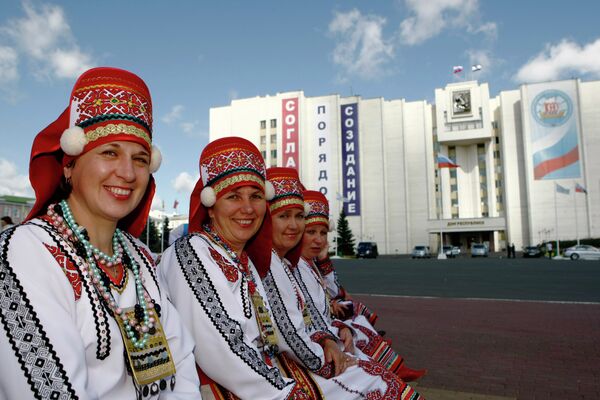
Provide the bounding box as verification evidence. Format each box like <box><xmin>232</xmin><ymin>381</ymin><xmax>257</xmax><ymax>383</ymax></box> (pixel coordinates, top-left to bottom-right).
<box><xmin>60</xmin><ymin>126</ymin><xmax>87</xmax><ymax>156</ymax></box>
<box><xmin>265</xmin><ymin>181</ymin><xmax>275</xmax><ymax>201</ymax></box>
<box><xmin>149</xmin><ymin>145</ymin><xmax>162</xmax><ymax>173</ymax></box>
<box><xmin>201</xmin><ymin>186</ymin><xmax>217</xmax><ymax>207</ymax></box>
<box><xmin>304</xmin><ymin>202</ymin><xmax>311</xmax><ymax>215</ymax></box>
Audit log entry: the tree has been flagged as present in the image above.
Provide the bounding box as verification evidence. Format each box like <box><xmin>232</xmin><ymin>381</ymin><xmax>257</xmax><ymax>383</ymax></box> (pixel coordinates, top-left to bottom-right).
<box><xmin>139</xmin><ymin>218</ymin><xmax>161</xmax><ymax>253</ymax></box>
<box><xmin>336</xmin><ymin>210</ymin><xmax>356</xmax><ymax>256</ymax></box>
<box><xmin>161</xmin><ymin>217</ymin><xmax>171</xmax><ymax>251</ymax></box>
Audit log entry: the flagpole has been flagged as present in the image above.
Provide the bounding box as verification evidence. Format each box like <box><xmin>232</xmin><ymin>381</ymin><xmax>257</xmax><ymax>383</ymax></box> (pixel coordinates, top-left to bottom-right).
<box><xmin>438</xmin><ymin>170</ymin><xmax>446</xmax><ymax>259</ymax></box>
<box><xmin>554</xmin><ymin>184</ymin><xmax>560</xmax><ymax>258</ymax></box>
<box><xmin>574</xmin><ymin>183</ymin><xmax>580</xmax><ymax>246</ymax></box>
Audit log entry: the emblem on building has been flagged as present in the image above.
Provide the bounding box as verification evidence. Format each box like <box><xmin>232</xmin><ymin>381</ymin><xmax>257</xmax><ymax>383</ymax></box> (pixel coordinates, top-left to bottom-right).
<box><xmin>531</xmin><ymin>90</ymin><xmax>572</xmax><ymax>127</ymax></box>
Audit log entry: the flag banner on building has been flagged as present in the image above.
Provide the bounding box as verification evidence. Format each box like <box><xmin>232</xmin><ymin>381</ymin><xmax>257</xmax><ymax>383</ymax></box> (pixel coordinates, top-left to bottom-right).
<box><xmin>555</xmin><ymin>183</ymin><xmax>570</xmax><ymax>194</ymax></box>
<box><xmin>340</xmin><ymin>103</ymin><xmax>361</xmax><ymax>216</ymax></box>
<box><xmin>314</xmin><ymin>100</ymin><xmax>334</xmax><ymax>200</ymax></box>
<box><xmin>453</xmin><ymin>65</ymin><xmax>463</xmax><ymax>74</ymax></box>
<box><xmin>437</xmin><ymin>153</ymin><xmax>459</xmax><ymax>168</ymax></box>
<box><xmin>282</xmin><ymin>98</ymin><xmax>299</xmax><ymax>169</ymax></box>
<box><xmin>575</xmin><ymin>183</ymin><xmax>587</xmax><ymax>194</ymax></box>
<box><xmin>525</xmin><ymin>80</ymin><xmax>581</xmax><ymax>180</ymax></box>
<box><xmin>472</xmin><ymin>64</ymin><xmax>482</xmax><ymax>72</ymax></box>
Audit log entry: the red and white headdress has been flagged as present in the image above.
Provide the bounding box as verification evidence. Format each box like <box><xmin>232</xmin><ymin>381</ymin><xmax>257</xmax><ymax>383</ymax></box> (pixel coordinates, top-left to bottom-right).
<box><xmin>26</xmin><ymin>67</ymin><xmax>161</xmax><ymax>237</ymax></box>
<box><xmin>303</xmin><ymin>190</ymin><xmax>334</xmax><ymax>232</ymax></box>
<box><xmin>266</xmin><ymin>167</ymin><xmax>307</xmax><ymax>215</ymax></box>
<box><xmin>189</xmin><ymin>136</ymin><xmax>274</xmax><ymax>277</ymax></box>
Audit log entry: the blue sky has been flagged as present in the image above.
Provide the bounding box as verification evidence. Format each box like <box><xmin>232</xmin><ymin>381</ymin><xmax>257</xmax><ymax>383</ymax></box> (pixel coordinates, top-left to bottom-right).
<box><xmin>1</xmin><ymin>0</ymin><xmax>599</xmax><ymax>217</ymax></box>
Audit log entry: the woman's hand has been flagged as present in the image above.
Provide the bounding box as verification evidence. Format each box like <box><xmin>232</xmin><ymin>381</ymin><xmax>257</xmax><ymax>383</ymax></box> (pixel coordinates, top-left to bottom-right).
<box><xmin>338</xmin><ymin>326</ymin><xmax>355</xmax><ymax>353</ymax></box>
<box><xmin>321</xmin><ymin>339</ymin><xmax>357</xmax><ymax>376</ymax></box>
<box><xmin>330</xmin><ymin>300</ymin><xmax>351</xmax><ymax>319</ymax></box>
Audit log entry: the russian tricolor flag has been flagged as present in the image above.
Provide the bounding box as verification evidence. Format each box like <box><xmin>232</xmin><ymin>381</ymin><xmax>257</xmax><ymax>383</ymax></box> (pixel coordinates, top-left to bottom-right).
<box><xmin>575</xmin><ymin>183</ymin><xmax>587</xmax><ymax>194</ymax></box>
<box><xmin>437</xmin><ymin>153</ymin><xmax>459</xmax><ymax>168</ymax></box>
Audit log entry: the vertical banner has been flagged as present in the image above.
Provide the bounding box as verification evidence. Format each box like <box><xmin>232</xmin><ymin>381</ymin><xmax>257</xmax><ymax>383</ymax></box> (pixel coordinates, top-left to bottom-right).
<box><xmin>282</xmin><ymin>98</ymin><xmax>299</xmax><ymax>169</ymax></box>
<box><xmin>340</xmin><ymin>103</ymin><xmax>360</xmax><ymax>215</ymax></box>
<box><xmin>315</xmin><ymin>102</ymin><xmax>332</xmax><ymax>197</ymax></box>
<box><xmin>527</xmin><ymin>81</ymin><xmax>581</xmax><ymax>180</ymax></box>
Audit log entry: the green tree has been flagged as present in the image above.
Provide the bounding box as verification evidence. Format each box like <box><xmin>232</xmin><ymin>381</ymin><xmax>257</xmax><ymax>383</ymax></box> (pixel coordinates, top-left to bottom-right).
<box><xmin>139</xmin><ymin>218</ymin><xmax>161</xmax><ymax>253</ymax></box>
<box><xmin>336</xmin><ymin>210</ymin><xmax>356</xmax><ymax>256</ymax></box>
<box><xmin>161</xmin><ymin>217</ymin><xmax>171</xmax><ymax>251</ymax></box>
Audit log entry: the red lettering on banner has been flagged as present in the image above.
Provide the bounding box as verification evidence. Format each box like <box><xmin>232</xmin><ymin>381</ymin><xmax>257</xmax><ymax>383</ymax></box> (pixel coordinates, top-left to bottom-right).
<box><xmin>282</xmin><ymin>98</ymin><xmax>299</xmax><ymax>170</ymax></box>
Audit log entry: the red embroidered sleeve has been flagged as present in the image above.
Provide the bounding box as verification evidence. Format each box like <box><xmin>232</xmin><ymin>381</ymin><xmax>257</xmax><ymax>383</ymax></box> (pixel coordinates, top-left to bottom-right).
<box><xmin>314</xmin><ymin>256</ymin><xmax>334</xmax><ymax>276</ymax></box>
<box><xmin>208</xmin><ymin>247</ymin><xmax>240</xmax><ymax>283</ymax></box>
<box><xmin>44</xmin><ymin>243</ymin><xmax>82</xmax><ymax>300</ymax></box>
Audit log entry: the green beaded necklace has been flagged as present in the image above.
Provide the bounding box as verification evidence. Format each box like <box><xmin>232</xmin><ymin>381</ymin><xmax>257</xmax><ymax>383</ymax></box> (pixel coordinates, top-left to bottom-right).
<box><xmin>60</xmin><ymin>200</ymin><xmax>152</xmax><ymax>349</ymax></box>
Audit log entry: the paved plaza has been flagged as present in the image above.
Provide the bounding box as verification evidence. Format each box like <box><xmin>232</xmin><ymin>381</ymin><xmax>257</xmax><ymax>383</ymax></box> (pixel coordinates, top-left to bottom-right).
<box><xmin>335</xmin><ymin>256</ymin><xmax>600</xmax><ymax>399</ymax></box>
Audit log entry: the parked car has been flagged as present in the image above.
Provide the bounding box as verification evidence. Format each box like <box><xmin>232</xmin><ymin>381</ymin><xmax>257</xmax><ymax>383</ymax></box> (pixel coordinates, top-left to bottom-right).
<box><xmin>411</xmin><ymin>245</ymin><xmax>431</xmax><ymax>258</ymax></box>
<box><xmin>443</xmin><ymin>245</ymin><xmax>461</xmax><ymax>258</ymax></box>
<box><xmin>471</xmin><ymin>243</ymin><xmax>489</xmax><ymax>257</ymax></box>
<box><xmin>356</xmin><ymin>242</ymin><xmax>378</xmax><ymax>259</ymax></box>
<box><xmin>563</xmin><ymin>245</ymin><xmax>600</xmax><ymax>260</ymax></box>
<box><xmin>523</xmin><ymin>245</ymin><xmax>543</xmax><ymax>258</ymax></box>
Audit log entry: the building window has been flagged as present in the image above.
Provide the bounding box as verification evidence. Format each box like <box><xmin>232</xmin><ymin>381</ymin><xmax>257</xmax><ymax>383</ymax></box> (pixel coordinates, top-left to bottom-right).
<box><xmin>271</xmin><ymin>150</ymin><xmax>277</xmax><ymax>159</ymax></box>
<box><xmin>260</xmin><ymin>120</ymin><xmax>266</xmax><ymax>129</ymax></box>
<box><xmin>270</xmin><ymin>134</ymin><xmax>277</xmax><ymax>144</ymax></box>
<box><xmin>261</xmin><ymin>151</ymin><xmax>266</xmax><ymax>159</ymax></box>
<box><xmin>270</xmin><ymin>119</ymin><xmax>277</xmax><ymax>128</ymax></box>
<box><xmin>260</xmin><ymin>136</ymin><xmax>266</xmax><ymax>145</ymax></box>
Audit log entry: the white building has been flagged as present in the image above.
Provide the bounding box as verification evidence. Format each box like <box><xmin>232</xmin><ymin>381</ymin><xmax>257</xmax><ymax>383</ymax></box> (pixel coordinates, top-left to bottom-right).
<box><xmin>209</xmin><ymin>79</ymin><xmax>599</xmax><ymax>254</ymax></box>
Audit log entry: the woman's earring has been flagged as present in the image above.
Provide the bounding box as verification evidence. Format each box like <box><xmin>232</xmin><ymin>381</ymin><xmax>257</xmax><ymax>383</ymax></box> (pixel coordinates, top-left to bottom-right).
<box><xmin>66</xmin><ymin>177</ymin><xmax>72</xmax><ymax>187</ymax></box>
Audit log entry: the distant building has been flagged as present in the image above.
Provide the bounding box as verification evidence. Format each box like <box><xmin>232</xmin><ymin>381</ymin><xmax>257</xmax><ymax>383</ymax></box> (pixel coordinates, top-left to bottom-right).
<box><xmin>0</xmin><ymin>195</ymin><xmax>35</xmax><ymax>224</ymax></box>
<box><xmin>209</xmin><ymin>79</ymin><xmax>599</xmax><ymax>254</ymax></box>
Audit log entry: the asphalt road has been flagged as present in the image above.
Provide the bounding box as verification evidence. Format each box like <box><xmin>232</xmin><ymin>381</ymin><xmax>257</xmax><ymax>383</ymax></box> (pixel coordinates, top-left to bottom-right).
<box><xmin>333</xmin><ymin>255</ymin><xmax>600</xmax><ymax>302</ymax></box>
<box><xmin>332</xmin><ymin>255</ymin><xmax>600</xmax><ymax>399</ymax></box>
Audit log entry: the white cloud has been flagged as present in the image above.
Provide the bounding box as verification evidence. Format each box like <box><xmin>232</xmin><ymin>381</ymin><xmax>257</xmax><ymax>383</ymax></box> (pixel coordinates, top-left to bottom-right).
<box><xmin>399</xmin><ymin>0</ymin><xmax>495</xmax><ymax>45</ymax></box>
<box><xmin>329</xmin><ymin>9</ymin><xmax>394</xmax><ymax>80</ymax></box>
<box><xmin>514</xmin><ymin>38</ymin><xmax>600</xmax><ymax>83</ymax></box>
<box><xmin>0</xmin><ymin>158</ymin><xmax>33</xmax><ymax>196</ymax></box>
<box><xmin>173</xmin><ymin>172</ymin><xmax>198</xmax><ymax>194</ymax></box>
<box><xmin>162</xmin><ymin>105</ymin><xmax>185</xmax><ymax>124</ymax></box>
<box><xmin>180</xmin><ymin>121</ymin><xmax>198</xmax><ymax>134</ymax></box>
<box><xmin>3</xmin><ymin>2</ymin><xmax>94</xmax><ymax>80</ymax></box>
<box><xmin>0</xmin><ymin>46</ymin><xmax>19</xmax><ymax>84</ymax></box>
<box><xmin>49</xmin><ymin>48</ymin><xmax>93</xmax><ymax>79</ymax></box>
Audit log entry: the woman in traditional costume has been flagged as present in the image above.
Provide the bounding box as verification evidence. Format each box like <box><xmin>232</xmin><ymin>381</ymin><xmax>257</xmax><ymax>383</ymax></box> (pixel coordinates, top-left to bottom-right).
<box><xmin>0</xmin><ymin>67</ymin><xmax>200</xmax><ymax>399</ymax></box>
<box><xmin>263</xmin><ymin>167</ymin><xmax>423</xmax><ymax>399</ymax></box>
<box><xmin>296</xmin><ymin>191</ymin><xmax>426</xmax><ymax>383</ymax></box>
<box><xmin>158</xmin><ymin>137</ymin><xmax>311</xmax><ymax>399</ymax></box>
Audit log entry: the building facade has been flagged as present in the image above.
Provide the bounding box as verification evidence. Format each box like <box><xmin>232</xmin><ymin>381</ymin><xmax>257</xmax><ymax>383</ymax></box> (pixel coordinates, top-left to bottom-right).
<box><xmin>209</xmin><ymin>79</ymin><xmax>599</xmax><ymax>255</ymax></box>
<box><xmin>0</xmin><ymin>195</ymin><xmax>35</xmax><ymax>225</ymax></box>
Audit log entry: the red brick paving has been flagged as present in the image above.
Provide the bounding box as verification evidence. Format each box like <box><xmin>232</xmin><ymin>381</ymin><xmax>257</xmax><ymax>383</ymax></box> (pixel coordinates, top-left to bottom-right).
<box><xmin>355</xmin><ymin>295</ymin><xmax>600</xmax><ymax>399</ymax></box>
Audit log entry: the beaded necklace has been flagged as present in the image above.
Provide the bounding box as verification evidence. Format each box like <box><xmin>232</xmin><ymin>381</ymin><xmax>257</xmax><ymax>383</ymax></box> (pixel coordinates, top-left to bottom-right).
<box><xmin>58</xmin><ymin>200</ymin><xmax>154</xmax><ymax>349</ymax></box>
<box><xmin>203</xmin><ymin>224</ymin><xmax>279</xmax><ymax>359</ymax></box>
<box><xmin>302</xmin><ymin>256</ymin><xmax>332</xmax><ymax>319</ymax></box>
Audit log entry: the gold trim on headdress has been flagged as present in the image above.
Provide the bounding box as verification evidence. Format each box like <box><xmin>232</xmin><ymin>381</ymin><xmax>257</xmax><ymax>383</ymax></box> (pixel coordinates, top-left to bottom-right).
<box><xmin>85</xmin><ymin>123</ymin><xmax>151</xmax><ymax>147</ymax></box>
<box><xmin>213</xmin><ymin>173</ymin><xmax>265</xmax><ymax>195</ymax></box>
<box><xmin>269</xmin><ymin>197</ymin><xmax>304</xmax><ymax>213</ymax></box>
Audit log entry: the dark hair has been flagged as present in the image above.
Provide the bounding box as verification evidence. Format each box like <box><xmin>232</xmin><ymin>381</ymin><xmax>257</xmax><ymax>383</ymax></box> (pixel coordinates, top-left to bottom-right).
<box><xmin>1</xmin><ymin>216</ymin><xmax>13</xmax><ymax>224</ymax></box>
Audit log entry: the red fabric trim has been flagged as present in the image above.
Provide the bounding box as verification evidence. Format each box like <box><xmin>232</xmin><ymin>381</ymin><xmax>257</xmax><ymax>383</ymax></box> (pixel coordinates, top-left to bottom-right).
<box><xmin>44</xmin><ymin>243</ymin><xmax>82</xmax><ymax>300</ymax></box>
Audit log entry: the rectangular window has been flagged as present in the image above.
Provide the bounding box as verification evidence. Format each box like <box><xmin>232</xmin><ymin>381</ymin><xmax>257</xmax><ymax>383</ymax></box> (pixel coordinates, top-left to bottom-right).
<box><xmin>260</xmin><ymin>136</ymin><xmax>266</xmax><ymax>145</ymax></box>
<box><xmin>271</xmin><ymin>150</ymin><xmax>277</xmax><ymax>159</ymax></box>
<box><xmin>260</xmin><ymin>120</ymin><xmax>266</xmax><ymax>129</ymax></box>
<box><xmin>261</xmin><ymin>151</ymin><xmax>266</xmax><ymax>159</ymax></box>
<box><xmin>270</xmin><ymin>119</ymin><xmax>277</xmax><ymax>128</ymax></box>
<box><xmin>270</xmin><ymin>134</ymin><xmax>277</xmax><ymax>144</ymax></box>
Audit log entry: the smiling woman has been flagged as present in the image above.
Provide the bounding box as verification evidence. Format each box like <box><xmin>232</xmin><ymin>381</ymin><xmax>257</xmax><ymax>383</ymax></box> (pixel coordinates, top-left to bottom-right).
<box><xmin>0</xmin><ymin>67</ymin><xmax>200</xmax><ymax>399</ymax></box>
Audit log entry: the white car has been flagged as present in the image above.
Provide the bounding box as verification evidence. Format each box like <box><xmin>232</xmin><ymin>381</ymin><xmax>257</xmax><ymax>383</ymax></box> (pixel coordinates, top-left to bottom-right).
<box><xmin>443</xmin><ymin>245</ymin><xmax>461</xmax><ymax>258</ymax></box>
<box><xmin>411</xmin><ymin>245</ymin><xmax>431</xmax><ymax>258</ymax></box>
<box><xmin>564</xmin><ymin>245</ymin><xmax>600</xmax><ymax>260</ymax></box>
